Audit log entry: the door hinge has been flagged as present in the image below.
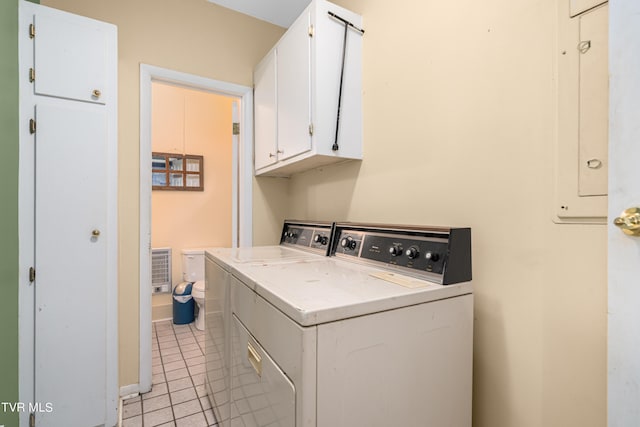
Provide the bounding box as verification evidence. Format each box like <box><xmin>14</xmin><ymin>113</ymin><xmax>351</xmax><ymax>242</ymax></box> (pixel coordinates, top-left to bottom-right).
<box><xmin>29</xmin><ymin>23</ymin><xmax>35</xmax><ymax>39</ymax></box>
<box><xmin>232</xmin><ymin>122</ymin><xmax>240</xmax><ymax>135</ymax></box>
<box><xmin>29</xmin><ymin>267</ymin><xmax>36</xmax><ymax>283</ymax></box>
<box><xmin>308</xmin><ymin>25</ymin><xmax>314</xmax><ymax>37</ymax></box>
<box><xmin>29</xmin><ymin>412</ymin><xmax>35</xmax><ymax>427</ymax></box>
<box><xmin>29</xmin><ymin>68</ymin><xmax>35</xmax><ymax>83</ymax></box>
<box><xmin>30</xmin><ymin>119</ymin><xmax>37</xmax><ymax>134</ymax></box>
<box><xmin>309</xmin><ymin>123</ymin><xmax>314</xmax><ymax>136</ymax></box>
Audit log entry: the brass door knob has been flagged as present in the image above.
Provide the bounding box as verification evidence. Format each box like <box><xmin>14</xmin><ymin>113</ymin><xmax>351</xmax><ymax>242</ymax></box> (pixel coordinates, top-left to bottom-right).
<box><xmin>613</xmin><ymin>207</ymin><xmax>640</xmax><ymax>236</ymax></box>
<box><xmin>92</xmin><ymin>89</ymin><xmax>102</xmax><ymax>98</ymax></box>
<box><xmin>92</xmin><ymin>229</ymin><xmax>101</xmax><ymax>237</ymax></box>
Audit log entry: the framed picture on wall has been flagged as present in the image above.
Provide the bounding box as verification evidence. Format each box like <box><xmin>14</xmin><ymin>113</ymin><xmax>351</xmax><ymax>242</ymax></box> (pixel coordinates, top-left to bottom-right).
<box><xmin>152</xmin><ymin>152</ymin><xmax>203</xmax><ymax>191</ymax></box>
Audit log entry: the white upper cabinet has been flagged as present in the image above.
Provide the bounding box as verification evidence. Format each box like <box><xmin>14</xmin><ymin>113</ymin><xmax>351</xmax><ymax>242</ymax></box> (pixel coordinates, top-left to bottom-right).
<box><xmin>254</xmin><ymin>0</ymin><xmax>363</xmax><ymax>177</ymax></box>
<box><xmin>34</xmin><ymin>12</ymin><xmax>110</xmax><ymax>104</ymax></box>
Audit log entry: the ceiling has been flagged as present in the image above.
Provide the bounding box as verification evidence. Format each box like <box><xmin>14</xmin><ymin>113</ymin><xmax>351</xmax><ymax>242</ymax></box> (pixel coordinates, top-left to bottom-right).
<box><xmin>207</xmin><ymin>0</ymin><xmax>312</xmax><ymax>28</ymax></box>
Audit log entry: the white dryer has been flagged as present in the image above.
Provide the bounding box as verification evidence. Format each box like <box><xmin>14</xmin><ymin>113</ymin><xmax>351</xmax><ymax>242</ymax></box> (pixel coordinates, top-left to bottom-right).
<box><xmin>206</xmin><ymin>222</ymin><xmax>473</xmax><ymax>427</ymax></box>
<box><xmin>203</xmin><ymin>220</ymin><xmax>334</xmax><ymax>425</ymax></box>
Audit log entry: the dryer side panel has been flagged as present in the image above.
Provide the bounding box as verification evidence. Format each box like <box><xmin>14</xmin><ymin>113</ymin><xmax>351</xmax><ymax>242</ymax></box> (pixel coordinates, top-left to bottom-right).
<box><xmin>317</xmin><ymin>294</ymin><xmax>474</xmax><ymax>427</ymax></box>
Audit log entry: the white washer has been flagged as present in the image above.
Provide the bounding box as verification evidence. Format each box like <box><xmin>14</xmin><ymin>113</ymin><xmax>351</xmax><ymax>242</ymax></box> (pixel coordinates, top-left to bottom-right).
<box><xmin>203</xmin><ymin>220</ymin><xmax>335</xmax><ymax>424</ymax></box>
<box><xmin>206</xmin><ymin>222</ymin><xmax>473</xmax><ymax>427</ymax></box>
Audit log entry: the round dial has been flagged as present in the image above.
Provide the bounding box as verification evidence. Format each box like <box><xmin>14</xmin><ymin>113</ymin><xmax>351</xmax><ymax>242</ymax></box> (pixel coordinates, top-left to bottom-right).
<box><xmin>314</xmin><ymin>234</ymin><xmax>329</xmax><ymax>245</ymax></box>
<box><xmin>425</xmin><ymin>252</ymin><xmax>440</xmax><ymax>262</ymax></box>
<box><xmin>340</xmin><ymin>236</ymin><xmax>357</xmax><ymax>250</ymax></box>
<box><xmin>388</xmin><ymin>244</ymin><xmax>403</xmax><ymax>256</ymax></box>
<box><xmin>405</xmin><ymin>246</ymin><xmax>420</xmax><ymax>259</ymax></box>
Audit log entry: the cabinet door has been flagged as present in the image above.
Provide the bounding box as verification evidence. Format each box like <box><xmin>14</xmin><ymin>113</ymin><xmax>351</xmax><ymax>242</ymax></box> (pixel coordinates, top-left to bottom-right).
<box><xmin>254</xmin><ymin>51</ymin><xmax>279</xmax><ymax>171</ymax></box>
<box><xmin>34</xmin><ymin>12</ymin><xmax>109</xmax><ymax>104</ymax></box>
<box><xmin>35</xmin><ymin>102</ymin><xmax>109</xmax><ymax>427</ymax></box>
<box><xmin>277</xmin><ymin>11</ymin><xmax>312</xmax><ymax>161</ymax></box>
<box><xmin>230</xmin><ymin>315</ymin><xmax>296</xmax><ymax>427</ymax></box>
<box><xmin>20</xmin><ymin>3</ymin><xmax>118</xmax><ymax>426</ymax></box>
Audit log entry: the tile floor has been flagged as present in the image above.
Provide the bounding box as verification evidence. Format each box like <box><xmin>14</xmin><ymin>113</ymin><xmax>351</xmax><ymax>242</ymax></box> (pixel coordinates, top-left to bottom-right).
<box><xmin>122</xmin><ymin>320</ymin><xmax>218</xmax><ymax>427</ymax></box>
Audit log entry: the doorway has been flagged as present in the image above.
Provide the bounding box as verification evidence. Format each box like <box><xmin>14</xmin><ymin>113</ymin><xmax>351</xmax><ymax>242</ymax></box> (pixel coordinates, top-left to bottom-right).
<box><xmin>139</xmin><ymin>65</ymin><xmax>254</xmax><ymax>394</ymax></box>
<box><xmin>149</xmin><ymin>82</ymin><xmax>235</xmax><ymax>321</ymax></box>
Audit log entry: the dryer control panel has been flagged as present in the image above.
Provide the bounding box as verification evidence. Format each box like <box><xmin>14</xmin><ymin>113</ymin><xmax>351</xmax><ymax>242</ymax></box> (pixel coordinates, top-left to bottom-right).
<box><xmin>332</xmin><ymin>223</ymin><xmax>471</xmax><ymax>285</ymax></box>
<box><xmin>280</xmin><ymin>220</ymin><xmax>335</xmax><ymax>255</ymax></box>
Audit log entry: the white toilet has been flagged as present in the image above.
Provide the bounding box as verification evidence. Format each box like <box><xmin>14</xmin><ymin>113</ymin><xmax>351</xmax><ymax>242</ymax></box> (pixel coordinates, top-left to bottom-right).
<box><xmin>181</xmin><ymin>249</ymin><xmax>205</xmax><ymax>331</ymax></box>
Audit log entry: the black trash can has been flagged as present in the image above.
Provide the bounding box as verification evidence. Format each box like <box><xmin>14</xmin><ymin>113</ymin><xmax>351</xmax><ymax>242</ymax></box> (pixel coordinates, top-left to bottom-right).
<box><xmin>173</xmin><ymin>282</ymin><xmax>195</xmax><ymax>325</ymax></box>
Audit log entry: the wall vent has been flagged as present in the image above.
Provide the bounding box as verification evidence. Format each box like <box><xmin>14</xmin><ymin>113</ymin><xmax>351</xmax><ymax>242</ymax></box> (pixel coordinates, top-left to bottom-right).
<box><xmin>151</xmin><ymin>247</ymin><xmax>172</xmax><ymax>294</ymax></box>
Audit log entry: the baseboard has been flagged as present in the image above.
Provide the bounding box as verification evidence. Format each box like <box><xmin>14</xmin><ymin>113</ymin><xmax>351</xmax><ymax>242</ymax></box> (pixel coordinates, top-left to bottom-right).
<box><xmin>152</xmin><ymin>303</ymin><xmax>172</xmax><ymax>321</ymax></box>
<box><xmin>119</xmin><ymin>383</ymin><xmax>140</xmax><ymax>399</ymax></box>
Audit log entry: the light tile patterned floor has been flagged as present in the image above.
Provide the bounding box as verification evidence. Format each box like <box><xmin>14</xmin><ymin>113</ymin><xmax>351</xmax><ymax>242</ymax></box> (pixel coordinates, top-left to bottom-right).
<box><xmin>122</xmin><ymin>320</ymin><xmax>218</xmax><ymax>427</ymax></box>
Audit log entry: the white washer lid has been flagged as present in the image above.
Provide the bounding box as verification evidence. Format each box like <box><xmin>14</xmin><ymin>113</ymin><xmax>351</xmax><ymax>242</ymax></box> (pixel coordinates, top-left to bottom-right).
<box><xmin>193</xmin><ymin>280</ymin><xmax>205</xmax><ymax>291</ymax></box>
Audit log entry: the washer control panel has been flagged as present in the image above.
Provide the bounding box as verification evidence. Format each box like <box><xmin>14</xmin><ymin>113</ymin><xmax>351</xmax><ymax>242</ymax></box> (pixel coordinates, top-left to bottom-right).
<box><xmin>332</xmin><ymin>223</ymin><xmax>472</xmax><ymax>285</ymax></box>
<box><xmin>280</xmin><ymin>220</ymin><xmax>334</xmax><ymax>255</ymax></box>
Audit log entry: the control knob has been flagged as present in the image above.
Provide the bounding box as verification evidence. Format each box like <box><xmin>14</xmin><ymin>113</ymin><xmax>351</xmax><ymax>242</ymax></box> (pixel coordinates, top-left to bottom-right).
<box><xmin>340</xmin><ymin>236</ymin><xmax>357</xmax><ymax>251</ymax></box>
<box><xmin>314</xmin><ymin>234</ymin><xmax>329</xmax><ymax>245</ymax></box>
<box><xmin>405</xmin><ymin>246</ymin><xmax>420</xmax><ymax>259</ymax></box>
<box><xmin>425</xmin><ymin>252</ymin><xmax>440</xmax><ymax>262</ymax></box>
<box><xmin>388</xmin><ymin>244</ymin><xmax>403</xmax><ymax>257</ymax></box>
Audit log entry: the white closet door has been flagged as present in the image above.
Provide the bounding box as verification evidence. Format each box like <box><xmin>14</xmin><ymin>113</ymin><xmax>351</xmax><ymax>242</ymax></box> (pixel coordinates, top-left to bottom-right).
<box><xmin>34</xmin><ymin>102</ymin><xmax>108</xmax><ymax>426</ymax></box>
<box><xmin>34</xmin><ymin>11</ymin><xmax>108</xmax><ymax>104</ymax></box>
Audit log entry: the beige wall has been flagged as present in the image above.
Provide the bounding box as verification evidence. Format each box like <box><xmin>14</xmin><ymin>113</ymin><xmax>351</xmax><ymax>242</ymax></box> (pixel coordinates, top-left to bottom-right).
<box><xmin>283</xmin><ymin>1</ymin><xmax>606</xmax><ymax>427</ymax></box>
<box><xmin>41</xmin><ymin>0</ymin><xmax>286</xmax><ymax>389</ymax></box>
<box><xmin>150</xmin><ymin>83</ymin><xmax>233</xmax><ymax>319</ymax></box>
<box><xmin>38</xmin><ymin>0</ymin><xmax>606</xmax><ymax>425</ymax></box>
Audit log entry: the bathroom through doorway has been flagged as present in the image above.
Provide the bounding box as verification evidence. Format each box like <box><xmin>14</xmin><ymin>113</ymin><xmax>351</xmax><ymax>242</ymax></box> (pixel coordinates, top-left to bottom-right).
<box><xmin>139</xmin><ymin>64</ymin><xmax>254</xmax><ymax>394</ymax></box>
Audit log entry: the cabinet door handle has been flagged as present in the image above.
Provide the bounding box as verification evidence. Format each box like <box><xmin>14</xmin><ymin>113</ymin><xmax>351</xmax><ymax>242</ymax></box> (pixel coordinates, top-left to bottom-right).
<box><xmin>277</xmin><ymin>149</ymin><xmax>284</xmax><ymax>154</ymax></box>
<box><xmin>247</xmin><ymin>342</ymin><xmax>262</xmax><ymax>377</ymax></box>
<box><xmin>269</xmin><ymin>153</ymin><xmax>275</xmax><ymax>158</ymax></box>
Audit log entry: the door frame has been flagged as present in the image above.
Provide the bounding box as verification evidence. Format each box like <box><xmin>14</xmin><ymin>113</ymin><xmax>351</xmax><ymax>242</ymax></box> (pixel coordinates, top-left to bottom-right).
<box><xmin>138</xmin><ymin>64</ymin><xmax>253</xmax><ymax>393</ymax></box>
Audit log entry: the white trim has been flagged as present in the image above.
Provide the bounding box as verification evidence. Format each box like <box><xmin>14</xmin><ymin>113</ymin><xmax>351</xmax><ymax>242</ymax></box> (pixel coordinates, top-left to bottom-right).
<box><xmin>105</xmin><ymin>22</ymin><xmax>119</xmax><ymax>427</ymax></box>
<box><xmin>239</xmin><ymin>94</ymin><xmax>255</xmax><ymax>247</ymax></box>
<box><xmin>119</xmin><ymin>383</ymin><xmax>141</xmax><ymax>398</ymax></box>
<box><xmin>18</xmin><ymin>7</ymin><xmax>36</xmax><ymax>427</ymax></box>
<box><xmin>139</xmin><ymin>64</ymin><xmax>254</xmax><ymax>392</ymax></box>
<box><xmin>232</xmin><ymin>100</ymin><xmax>239</xmax><ymax>247</ymax></box>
